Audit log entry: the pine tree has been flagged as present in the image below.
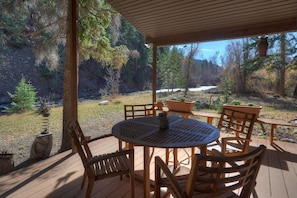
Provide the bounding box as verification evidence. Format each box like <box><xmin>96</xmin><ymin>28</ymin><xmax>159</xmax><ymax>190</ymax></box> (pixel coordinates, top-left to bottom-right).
<box><xmin>7</xmin><ymin>76</ymin><xmax>37</xmax><ymax>113</ymax></box>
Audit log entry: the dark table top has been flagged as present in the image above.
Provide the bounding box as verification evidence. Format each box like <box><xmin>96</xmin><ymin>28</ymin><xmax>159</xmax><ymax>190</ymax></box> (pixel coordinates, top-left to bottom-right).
<box><xmin>112</xmin><ymin>116</ymin><xmax>220</xmax><ymax>148</ymax></box>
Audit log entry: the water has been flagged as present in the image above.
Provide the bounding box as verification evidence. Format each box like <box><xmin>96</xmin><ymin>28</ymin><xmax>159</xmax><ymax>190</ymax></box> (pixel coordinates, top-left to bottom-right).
<box><xmin>156</xmin><ymin>86</ymin><xmax>217</xmax><ymax>93</ymax></box>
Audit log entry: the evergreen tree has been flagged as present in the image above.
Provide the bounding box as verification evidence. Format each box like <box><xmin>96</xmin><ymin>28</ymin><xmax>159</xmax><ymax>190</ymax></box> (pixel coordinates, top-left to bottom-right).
<box><xmin>158</xmin><ymin>46</ymin><xmax>183</xmax><ymax>92</ymax></box>
<box><xmin>158</xmin><ymin>48</ymin><xmax>171</xmax><ymax>91</ymax></box>
<box><xmin>7</xmin><ymin>76</ymin><xmax>37</xmax><ymax>113</ymax></box>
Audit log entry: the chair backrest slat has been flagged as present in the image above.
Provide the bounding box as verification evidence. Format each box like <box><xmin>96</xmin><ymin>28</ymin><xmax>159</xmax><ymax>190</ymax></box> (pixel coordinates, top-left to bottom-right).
<box><xmin>124</xmin><ymin>104</ymin><xmax>155</xmax><ymax>119</ymax></box>
<box><xmin>218</xmin><ymin>105</ymin><xmax>261</xmax><ymax>141</ymax></box>
<box><xmin>68</xmin><ymin>120</ymin><xmax>93</xmax><ymax>165</ymax></box>
<box><xmin>187</xmin><ymin>145</ymin><xmax>266</xmax><ymax>197</ymax></box>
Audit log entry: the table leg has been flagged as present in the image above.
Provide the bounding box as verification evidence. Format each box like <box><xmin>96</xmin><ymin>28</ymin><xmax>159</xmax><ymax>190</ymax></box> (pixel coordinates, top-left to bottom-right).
<box><xmin>270</xmin><ymin>124</ymin><xmax>277</xmax><ymax>145</ymax></box>
<box><xmin>144</xmin><ymin>146</ymin><xmax>150</xmax><ymax>198</ymax></box>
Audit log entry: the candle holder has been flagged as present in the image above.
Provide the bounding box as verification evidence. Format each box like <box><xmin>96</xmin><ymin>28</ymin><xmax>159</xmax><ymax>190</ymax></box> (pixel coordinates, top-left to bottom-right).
<box><xmin>159</xmin><ymin>112</ymin><xmax>169</xmax><ymax>129</ymax></box>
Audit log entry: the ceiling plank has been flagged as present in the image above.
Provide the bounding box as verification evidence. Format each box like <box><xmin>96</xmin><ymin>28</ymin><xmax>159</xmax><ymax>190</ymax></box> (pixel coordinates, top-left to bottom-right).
<box><xmin>108</xmin><ymin>0</ymin><xmax>297</xmax><ymax>46</ymax></box>
<box><xmin>146</xmin><ymin>18</ymin><xmax>297</xmax><ymax>46</ymax></box>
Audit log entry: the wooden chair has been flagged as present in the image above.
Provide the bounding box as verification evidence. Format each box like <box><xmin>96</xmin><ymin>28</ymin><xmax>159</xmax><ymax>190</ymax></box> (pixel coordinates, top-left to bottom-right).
<box><xmin>155</xmin><ymin>145</ymin><xmax>266</xmax><ymax>198</ymax></box>
<box><xmin>192</xmin><ymin>105</ymin><xmax>262</xmax><ymax>158</ymax></box>
<box><xmin>68</xmin><ymin>120</ymin><xmax>135</xmax><ymax>198</ymax></box>
<box><xmin>119</xmin><ymin>104</ymin><xmax>155</xmax><ymax>150</ymax></box>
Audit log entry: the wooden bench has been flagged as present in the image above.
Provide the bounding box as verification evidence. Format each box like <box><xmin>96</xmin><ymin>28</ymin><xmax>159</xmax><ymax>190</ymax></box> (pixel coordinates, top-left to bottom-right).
<box><xmin>256</xmin><ymin>118</ymin><xmax>297</xmax><ymax>145</ymax></box>
<box><xmin>191</xmin><ymin>111</ymin><xmax>221</xmax><ymax>124</ymax></box>
<box><xmin>163</xmin><ymin>107</ymin><xmax>297</xmax><ymax>145</ymax></box>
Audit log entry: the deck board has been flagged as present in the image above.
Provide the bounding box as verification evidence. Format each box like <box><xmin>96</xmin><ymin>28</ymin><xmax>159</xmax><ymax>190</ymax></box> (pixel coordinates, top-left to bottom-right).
<box><xmin>1</xmin><ymin>134</ymin><xmax>297</xmax><ymax>198</ymax></box>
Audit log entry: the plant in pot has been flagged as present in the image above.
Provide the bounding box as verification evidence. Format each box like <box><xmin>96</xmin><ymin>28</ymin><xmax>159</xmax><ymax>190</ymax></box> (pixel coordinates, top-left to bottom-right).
<box><xmin>0</xmin><ymin>150</ymin><xmax>14</xmax><ymax>176</ymax></box>
<box><xmin>155</xmin><ymin>100</ymin><xmax>164</xmax><ymax>110</ymax></box>
<box><xmin>165</xmin><ymin>98</ymin><xmax>195</xmax><ymax>113</ymax></box>
<box><xmin>30</xmin><ymin>98</ymin><xmax>53</xmax><ymax>160</ymax></box>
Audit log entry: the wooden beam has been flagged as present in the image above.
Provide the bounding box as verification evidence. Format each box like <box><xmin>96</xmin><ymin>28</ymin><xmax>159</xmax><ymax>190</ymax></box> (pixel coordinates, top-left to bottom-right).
<box><xmin>61</xmin><ymin>0</ymin><xmax>78</xmax><ymax>152</ymax></box>
<box><xmin>147</xmin><ymin>18</ymin><xmax>297</xmax><ymax>46</ymax></box>
<box><xmin>152</xmin><ymin>44</ymin><xmax>157</xmax><ymax>106</ymax></box>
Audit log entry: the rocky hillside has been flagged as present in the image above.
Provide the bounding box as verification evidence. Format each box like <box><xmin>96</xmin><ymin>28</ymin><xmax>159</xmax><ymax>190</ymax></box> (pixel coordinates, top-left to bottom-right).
<box><xmin>0</xmin><ymin>47</ymin><xmax>129</xmax><ymax>104</ymax></box>
<box><xmin>0</xmin><ymin>47</ymin><xmax>62</xmax><ymax>104</ymax></box>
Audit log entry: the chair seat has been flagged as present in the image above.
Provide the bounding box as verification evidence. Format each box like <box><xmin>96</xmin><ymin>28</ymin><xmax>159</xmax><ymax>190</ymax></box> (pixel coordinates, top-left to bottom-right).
<box><xmin>206</xmin><ymin>140</ymin><xmax>244</xmax><ymax>155</ymax></box>
<box><xmin>90</xmin><ymin>151</ymin><xmax>131</xmax><ymax>179</ymax></box>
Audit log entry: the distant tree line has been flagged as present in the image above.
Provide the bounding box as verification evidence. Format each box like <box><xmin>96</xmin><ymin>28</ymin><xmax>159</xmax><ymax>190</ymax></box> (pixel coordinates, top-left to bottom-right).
<box><xmin>221</xmin><ymin>34</ymin><xmax>297</xmax><ymax>98</ymax></box>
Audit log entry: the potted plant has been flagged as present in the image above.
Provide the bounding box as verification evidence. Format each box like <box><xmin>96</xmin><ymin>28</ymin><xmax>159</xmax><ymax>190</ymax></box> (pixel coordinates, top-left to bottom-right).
<box><xmin>155</xmin><ymin>100</ymin><xmax>164</xmax><ymax>110</ymax></box>
<box><xmin>165</xmin><ymin>98</ymin><xmax>195</xmax><ymax>113</ymax></box>
<box><xmin>30</xmin><ymin>98</ymin><xmax>53</xmax><ymax>160</ymax></box>
<box><xmin>0</xmin><ymin>151</ymin><xmax>14</xmax><ymax>175</ymax></box>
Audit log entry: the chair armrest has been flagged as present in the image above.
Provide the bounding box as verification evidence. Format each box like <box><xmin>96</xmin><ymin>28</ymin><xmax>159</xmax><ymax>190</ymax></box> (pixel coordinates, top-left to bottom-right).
<box><xmin>155</xmin><ymin>156</ymin><xmax>186</xmax><ymax>198</ymax></box>
<box><xmin>221</xmin><ymin>137</ymin><xmax>251</xmax><ymax>144</ymax></box>
<box><xmin>221</xmin><ymin>137</ymin><xmax>251</xmax><ymax>155</ymax></box>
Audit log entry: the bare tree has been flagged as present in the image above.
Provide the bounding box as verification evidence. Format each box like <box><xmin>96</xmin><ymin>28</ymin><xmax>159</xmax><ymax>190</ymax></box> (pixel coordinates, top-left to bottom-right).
<box><xmin>222</xmin><ymin>41</ymin><xmax>245</xmax><ymax>93</ymax></box>
<box><xmin>183</xmin><ymin>44</ymin><xmax>199</xmax><ymax>95</ymax></box>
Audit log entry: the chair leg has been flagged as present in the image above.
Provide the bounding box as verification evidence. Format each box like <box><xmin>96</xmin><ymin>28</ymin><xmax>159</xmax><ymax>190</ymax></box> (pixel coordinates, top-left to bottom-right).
<box><xmin>149</xmin><ymin>147</ymin><xmax>155</xmax><ymax>162</ymax></box>
<box><xmin>129</xmin><ymin>153</ymin><xmax>135</xmax><ymax>198</ymax></box>
<box><xmin>173</xmin><ymin>148</ymin><xmax>178</xmax><ymax>169</ymax></box>
<box><xmin>119</xmin><ymin>139</ymin><xmax>123</xmax><ymax>150</ymax></box>
<box><xmin>86</xmin><ymin>179</ymin><xmax>94</xmax><ymax>198</ymax></box>
<box><xmin>165</xmin><ymin>148</ymin><xmax>170</xmax><ymax>165</ymax></box>
<box><xmin>165</xmin><ymin>148</ymin><xmax>181</xmax><ymax>170</ymax></box>
<box><xmin>81</xmin><ymin>171</ymin><xmax>87</xmax><ymax>189</ymax></box>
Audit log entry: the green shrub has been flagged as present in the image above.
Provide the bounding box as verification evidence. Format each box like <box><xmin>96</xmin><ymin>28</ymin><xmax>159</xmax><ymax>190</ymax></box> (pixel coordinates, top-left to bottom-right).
<box><xmin>7</xmin><ymin>76</ymin><xmax>37</xmax><ymax>113</ymax></box>
<box><xmin>231</xmin><ymin>100</ymin><xmax>241</xmax><ymax>105</ymax></box>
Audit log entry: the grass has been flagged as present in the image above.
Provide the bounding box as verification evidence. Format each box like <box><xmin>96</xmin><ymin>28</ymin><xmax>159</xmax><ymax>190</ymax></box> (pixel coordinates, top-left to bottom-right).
<box><xmin>0</xmin><ymin>93</ymin><xmax>153</xmax><ymax>142</ymax></box>
<box><xmin>1</xmin><ymin>91</ymin><xmax>297</xmax><ymax>140</ymax></box>
<box><xmin>1</xmin><ymin>91</ymin><xmax>297</xmax><ymax>142</ymax></box>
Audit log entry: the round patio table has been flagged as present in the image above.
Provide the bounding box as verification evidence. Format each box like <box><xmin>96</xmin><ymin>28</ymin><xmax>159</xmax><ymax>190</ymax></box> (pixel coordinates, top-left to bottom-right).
<box><xmin>112</xmin><ymin>115</ymin><xmax>220</xmax><ymax>198</ymax></box>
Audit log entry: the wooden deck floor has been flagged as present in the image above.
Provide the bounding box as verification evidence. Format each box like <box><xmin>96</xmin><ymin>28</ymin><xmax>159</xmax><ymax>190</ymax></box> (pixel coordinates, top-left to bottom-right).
<box><xmin>1</xmin><ymin>135</ymin><xmax>297</xmax><ymax>198</ymax></box>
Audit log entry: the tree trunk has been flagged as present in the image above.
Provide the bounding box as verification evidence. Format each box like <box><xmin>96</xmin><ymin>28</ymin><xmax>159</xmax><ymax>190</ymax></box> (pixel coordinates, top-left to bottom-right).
<box><xmin>184</xmin><ymin>58</ymin><xmax>190</xmax><ymax>95</ymax></box>
<box><xmin>60</xmin><ymin>0</ymin><xmax>78</xmax><ymax>152</ymax></box>
<box><xmin>294</xmin><ymin>84</ymin><xmax>297</xmax><ymax>98</ymax></box>
<box><xmin>278</xmin><ymin>33</ymin><xmax>286</xmax><ymax>96</ymax></box>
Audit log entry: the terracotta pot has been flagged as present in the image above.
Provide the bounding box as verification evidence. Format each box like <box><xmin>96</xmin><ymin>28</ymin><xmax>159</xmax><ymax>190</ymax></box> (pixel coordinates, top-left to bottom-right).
<box><xmin>155</xmin><ymin>102</ymin><xmax>164</xmax><ymax>110</ymax></box>
<box><xmin>165</xmin><ymin>100</ymin><xmax>195</xmax><ymax>112</ymax></box>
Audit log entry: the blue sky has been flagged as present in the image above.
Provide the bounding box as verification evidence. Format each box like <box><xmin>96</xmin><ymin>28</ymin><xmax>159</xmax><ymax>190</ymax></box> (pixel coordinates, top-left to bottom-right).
<box><xmin>198</xmin><ymin>40</ymin><xmax>231</xmax><ymax>60</ymax></box>
<box><xmin>177</xmin><ymin>38</ymin><xmax>240</xmax><ymax>65</ymax></box>
<box><xmin>195</xmin><ymin>39</ymin><xmax>242</xmax><ymax>65</ymax></box>
<box><xmin>181</xmin><ymin>32</ymin><xmax>297</xmax><ymax>65</ymax></box>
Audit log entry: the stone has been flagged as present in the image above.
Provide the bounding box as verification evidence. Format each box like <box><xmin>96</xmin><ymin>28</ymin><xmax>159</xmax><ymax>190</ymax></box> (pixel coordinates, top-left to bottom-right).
<box><xmin>99</xmin><ymin>100</ymin><xmax>109</xmax><ymax>105</ymax></box>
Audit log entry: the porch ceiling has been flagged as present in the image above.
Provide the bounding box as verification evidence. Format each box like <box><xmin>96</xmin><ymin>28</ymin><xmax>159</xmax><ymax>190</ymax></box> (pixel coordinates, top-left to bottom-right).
<box><xmin>107</xmin><ymin>0</ymin><xmax>297</xmax><ymax>46</ymax></box>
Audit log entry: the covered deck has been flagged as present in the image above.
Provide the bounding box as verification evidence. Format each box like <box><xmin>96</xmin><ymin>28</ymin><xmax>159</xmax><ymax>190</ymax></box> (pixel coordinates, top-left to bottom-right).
<box><xmin>1</xmin><ymin>134</ymin><xmax>297</xmax><ymax>198</ymax></box>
